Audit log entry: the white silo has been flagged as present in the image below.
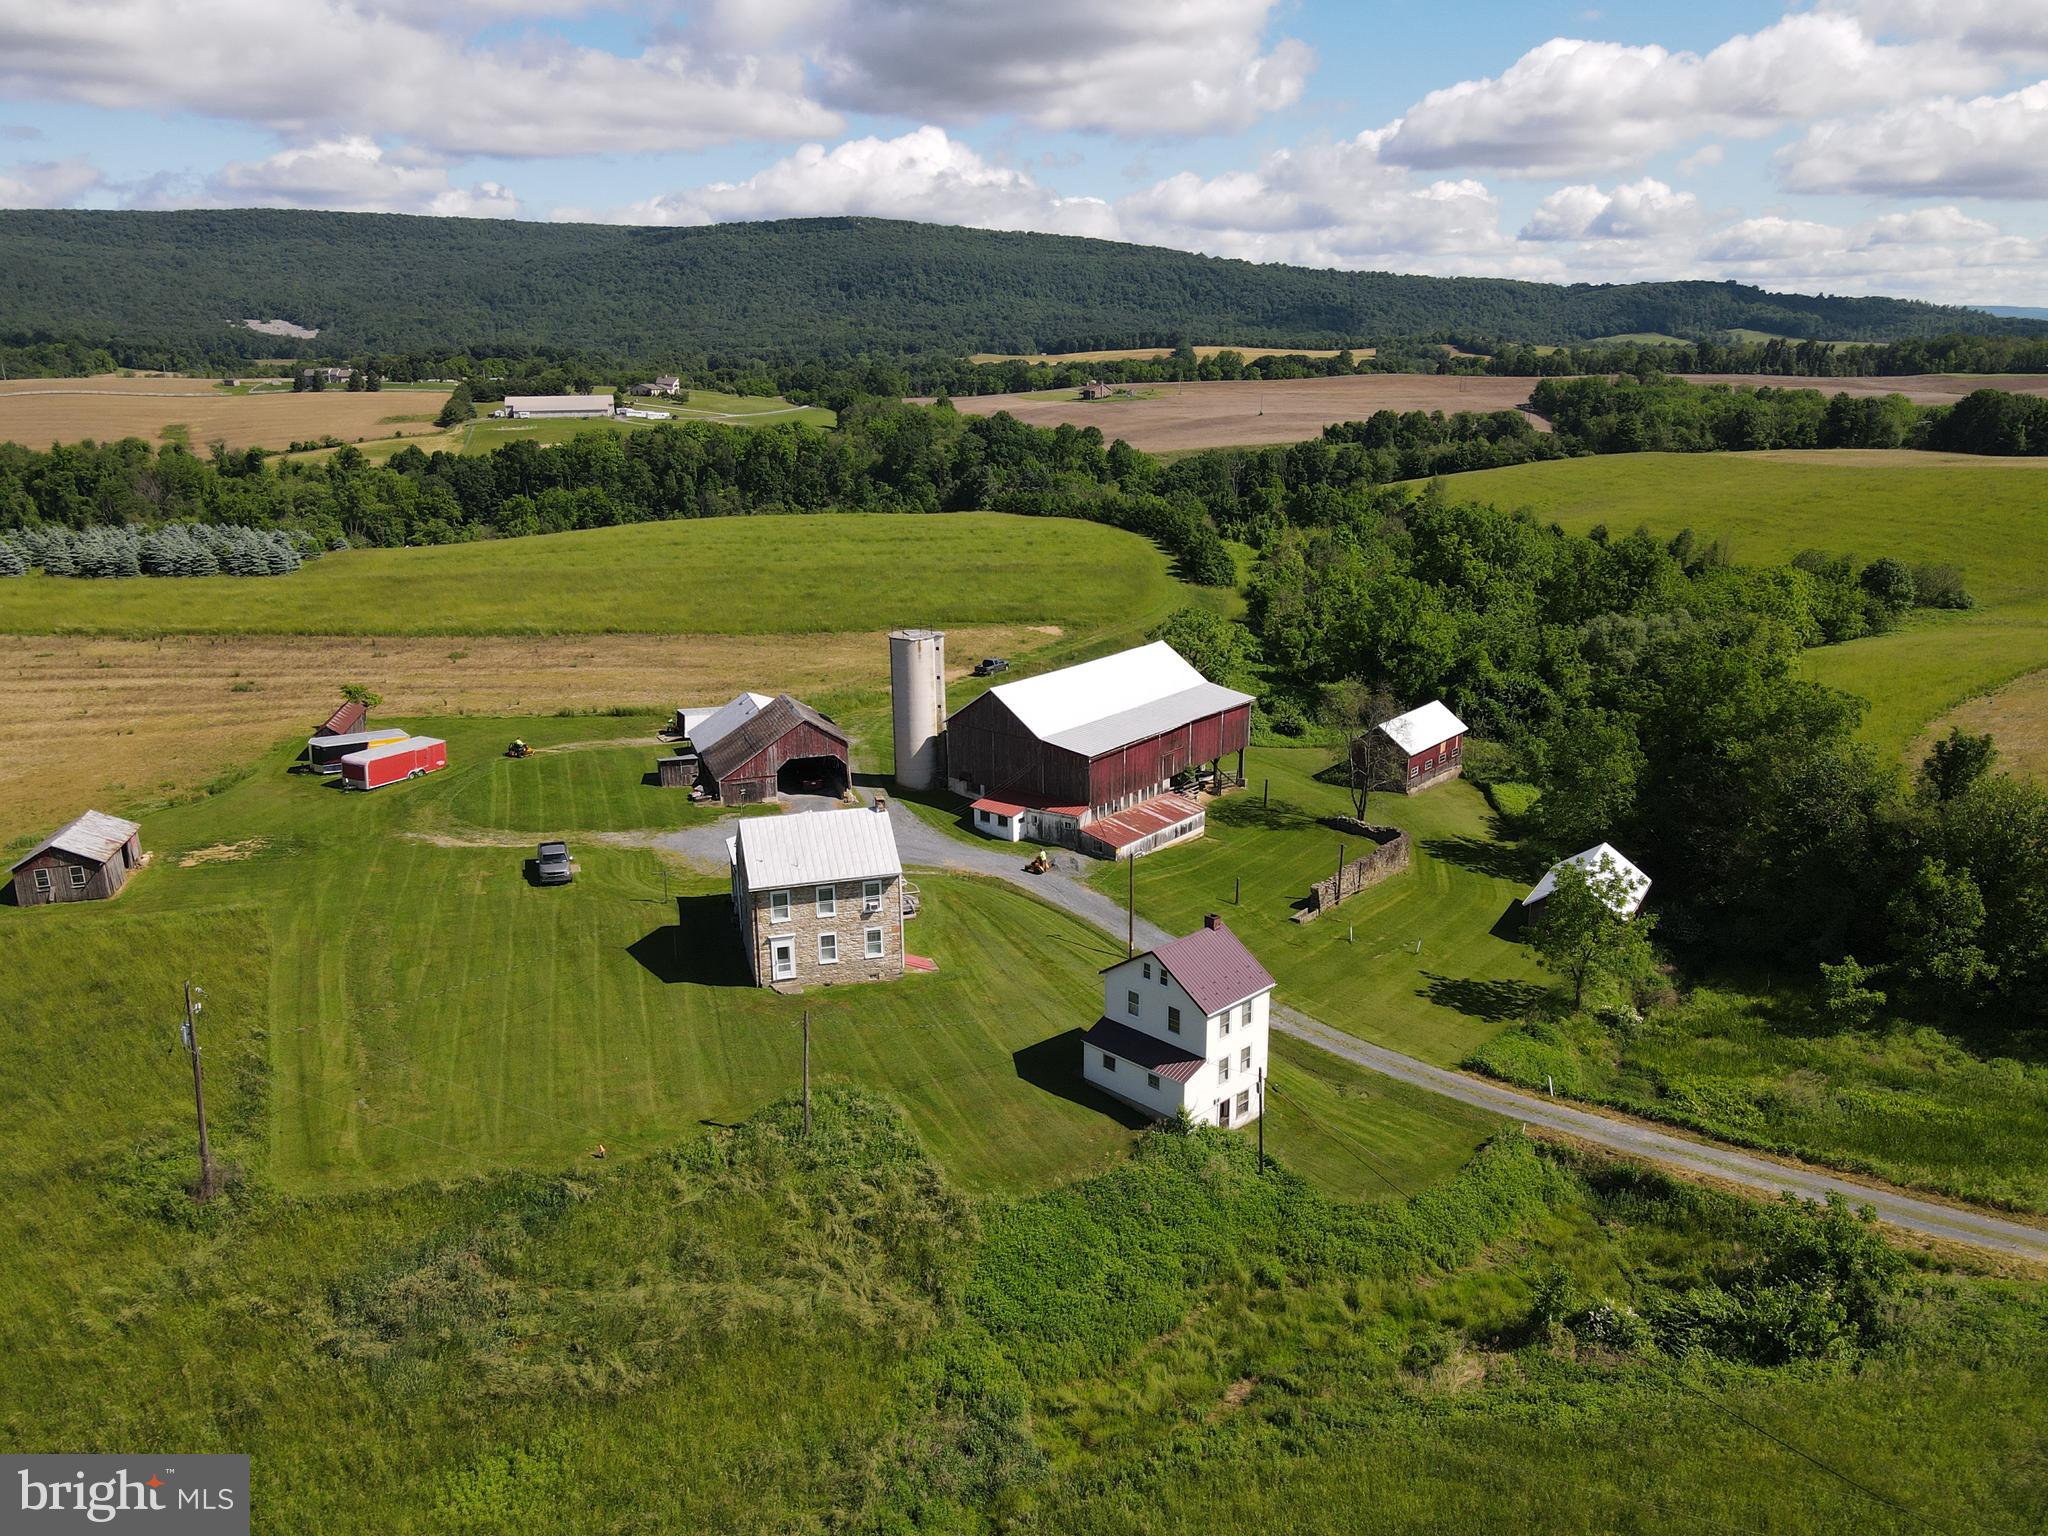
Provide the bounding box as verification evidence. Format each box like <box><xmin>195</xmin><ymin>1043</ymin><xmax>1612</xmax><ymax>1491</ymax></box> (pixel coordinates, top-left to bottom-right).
<box><xmin>889</xmin><ymin>629</ymin><xmax>947</xmax><ymax>790</ymax></box>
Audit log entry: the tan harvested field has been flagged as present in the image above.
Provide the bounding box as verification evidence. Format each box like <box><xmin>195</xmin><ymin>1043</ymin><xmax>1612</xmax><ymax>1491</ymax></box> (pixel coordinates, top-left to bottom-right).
<box><xmin>1678</xmin><ymin>372</ymin><xmax>2048</xmax><ymax>404</ymax></box>
<box><xmin>0</xmin><ymin>626</ymin><xmax>1040</xmax><ymax>834</ymax></box>
<box><xmin>967</xmin><ymin>344</ymin><xmax>1369</xmax><ymax>364</ymax></box>
<box><xmin>942</xmin><ymin>374</ymin><xmax>1547</xmax><ymax>451</ymax></box>
<box><xmin>0</xmin><ymin>376</ymin><xmax>452</xmax><ymax>451</ymax></box>
<box><xmin>1916</xmin><ymin>668</ymin><xmax>2048</xmax><ymax>783</ymax></box>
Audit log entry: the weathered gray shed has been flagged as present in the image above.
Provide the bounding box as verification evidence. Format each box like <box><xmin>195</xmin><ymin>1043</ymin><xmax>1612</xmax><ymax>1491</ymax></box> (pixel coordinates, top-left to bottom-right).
<box><xmin>10</xmin><ymin>810</ymin><xmax>143</xmax><ymax>906</ymax></box>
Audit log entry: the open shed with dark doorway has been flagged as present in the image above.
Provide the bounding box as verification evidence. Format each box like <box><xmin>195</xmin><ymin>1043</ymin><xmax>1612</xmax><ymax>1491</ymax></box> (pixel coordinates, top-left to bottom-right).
<box><xmin>698</xmin><ymin>694</ymin><xmax>850</xmax><ymax>806</ymax></box>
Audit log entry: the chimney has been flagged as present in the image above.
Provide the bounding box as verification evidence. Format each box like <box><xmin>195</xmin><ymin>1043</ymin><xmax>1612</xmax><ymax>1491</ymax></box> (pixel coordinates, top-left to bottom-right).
<box><xmin>1203</xmin><ymin>912</ymin><xmax>1222</xmax><ymax>930</ymax></box>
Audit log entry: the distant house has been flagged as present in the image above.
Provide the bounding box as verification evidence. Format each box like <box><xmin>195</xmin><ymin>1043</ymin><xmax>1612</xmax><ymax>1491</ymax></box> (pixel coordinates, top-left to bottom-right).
<box><xmin>1083</xmin><ymin>915</ymin><xmax>1274</xmax><ymax>1127</ymax></box>
<box><xmin>303</xmin><ymin>366</ymin><xmax>354</xmax><ymax>385</ymax></box>
<box><xmin>695</xmin><ymin>693</ymin><xmax>850</xmax><ymax>806</ymax></box>
<box><xmin>10</xmin><ymin>810</ymin><xmax>143</xmax><ymax>906</ymax></box>
<box><xmin>1377</xmin><ymin>700</ymin><xmax>1467</xmax><ymax>793</ymax></box>
<box><xmin>500</xmin><ymin>394</ymin><xmax>616</xmax><ymax>419</ymax></box>
<box><xmin>633</xmin><ymin>376</ymin><xmax>683</xmax><ymax>397</ymax></box>
<box><xmin>1523</xmin><ymin>843</ymin><xmax>1652</xmax><ymax>918</ymax></box>
<box><xmin>1078</xmin><ymin>380</ymin><xmax>1107</xmax><ymax>399</ymax></box>
<box><xmin>945</xmin><ymin>641</ymin><xmax>1253</xmax><ymax>859</ymax></box>
<box><xmin>728</xmin><ymin>809</ymin><xmax>915</xmax><ymax>987</ymax></box>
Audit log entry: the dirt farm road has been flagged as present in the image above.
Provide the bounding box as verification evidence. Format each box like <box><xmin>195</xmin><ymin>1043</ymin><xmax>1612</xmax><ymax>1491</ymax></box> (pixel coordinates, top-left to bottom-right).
<box><xmin>879</xmin><ymin>798</ymin><xmax>2048</xmax><ymax>1262</ymax></box>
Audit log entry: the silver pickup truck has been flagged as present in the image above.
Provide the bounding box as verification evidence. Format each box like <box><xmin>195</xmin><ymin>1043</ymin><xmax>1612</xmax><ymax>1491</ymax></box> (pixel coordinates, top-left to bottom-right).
<box><xmin>535</xmin><ymin>841</ymin><xmax>574</xmax><ymax>885</ymax></box>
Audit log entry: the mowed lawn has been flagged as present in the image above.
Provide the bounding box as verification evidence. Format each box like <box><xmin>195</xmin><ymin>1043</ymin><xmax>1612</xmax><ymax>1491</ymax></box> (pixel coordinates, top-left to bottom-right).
<box><xmin>0</xmin><ymin>512</ymin><xmax>1188</xmax><ymax>637</ymax></box>
<box><xmin>1437</xmin><ymin>451</ymin><xmax>2048</xmax><ymax>763</ymax></box>
<box><xmin>1093</xmin><ymin>746</ymin><xmax>1549</xmax><ymax>1067</ymax></box>
<box><xmin>17</xmin><ymin>713</ymin><xmax>1490</xmax><ymax>1199</ymax></box>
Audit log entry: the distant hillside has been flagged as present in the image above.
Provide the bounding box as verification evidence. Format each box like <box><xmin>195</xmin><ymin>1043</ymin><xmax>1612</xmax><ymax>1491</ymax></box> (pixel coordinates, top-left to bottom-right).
<box><xmin>1</xmin><ymin>209</ymin><xmax>2040</xmax><ymax>361</ymax></box>
<box><xmin>1979</xmin><ymin>305</ymin><xmax>2048</xmax><ymax>322</ymax></box>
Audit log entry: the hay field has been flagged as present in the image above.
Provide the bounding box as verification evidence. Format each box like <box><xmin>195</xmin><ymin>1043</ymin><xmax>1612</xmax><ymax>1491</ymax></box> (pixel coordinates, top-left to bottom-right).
<box><xmin>0</xmin><ymin>626</ymin><xmax>1047</xmax><ymax>835</ymax></box>
<box><xmin>1917</xmin><ymin>668</ymin><xmax>2048</xmax><ymax>782</ymax></box>
<box><xmin>0</xmin><ymin>375</ymin><xmax>451</xmax><ymax>451</ymax></box>
<box><xmin>968</xmin><ymin>344</ymin><xmax>1370</xmax><ymax>364</ymax></box>
<box><xmin>1677</xmin><ymin>372</ymin><xmax>2048</xmax><ymax>404</ymax></box>
<box><xmin>944</xmin><ymin>374</ymin><xmax>1547</xmax><ymax>450</ymax></box>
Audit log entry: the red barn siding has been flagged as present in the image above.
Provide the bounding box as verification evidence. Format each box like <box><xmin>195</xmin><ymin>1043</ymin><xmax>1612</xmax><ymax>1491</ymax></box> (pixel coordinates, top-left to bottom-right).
<box><xmin>950</xmin><ymin>696</ymin><xmax>1251</xmax><ymax>819</ymax></box>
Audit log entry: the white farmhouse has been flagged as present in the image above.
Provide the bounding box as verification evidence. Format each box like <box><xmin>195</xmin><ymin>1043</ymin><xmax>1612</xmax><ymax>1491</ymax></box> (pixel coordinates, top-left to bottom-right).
<box><xmin>1083</xmin><ymin>915</ymin><xmax>1275</xmax><ymax>1127</ymax></box>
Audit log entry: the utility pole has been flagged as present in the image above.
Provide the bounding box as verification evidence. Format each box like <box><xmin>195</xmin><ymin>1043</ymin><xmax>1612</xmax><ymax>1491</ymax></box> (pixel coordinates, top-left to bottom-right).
<box><xmin>1257</xmin><ymin>1068</ymin><xmax>1266</xmax><ymax>1174</ymax></box>
<box><xmin>1126</xmin><ymin>855</ymin><xmax>1135</xmax><ymax>957</ymax></box>
<box><xmin>180</xmin><ymin>982</ymin><xmax>217</xmax><ymax>1201</ymax></box>
<box><xmin>801</xmin><ymin>1009</ymin><xmax>812</xmax><ymax>1138</ymax></box>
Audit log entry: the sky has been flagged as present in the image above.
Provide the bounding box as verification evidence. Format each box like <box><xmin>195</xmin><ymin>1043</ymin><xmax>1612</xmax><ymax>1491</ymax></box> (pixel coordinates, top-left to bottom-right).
<box><xmin>1</xmin><ymin>0</ymin><xmax>2045</xmax><ymax>305</ymax></box>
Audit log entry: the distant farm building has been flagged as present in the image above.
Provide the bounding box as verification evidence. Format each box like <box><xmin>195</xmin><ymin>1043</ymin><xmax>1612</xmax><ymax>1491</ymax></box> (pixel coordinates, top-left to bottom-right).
<box><xmin>1078</xmin><ymin>380</ymin><xmax>1107</xmax><ymax>399</ymax></box>
<box><xmin>1084</xmin><ymin>914</ymin><xmax>1274</xmax><ymax>1127</ymax></box>
<box><xmin>1523</xmin><ymin>843</ymin><xmax>1652</xmax><ymax>918</ymax></box>
<box><xmin>1377</xmin><ymin>700</ymin><xmax>1467</xmax><ymax>793</ymax></box>
<box><xmin>499</xmin><ymin>394</ymin><xmax>616</xmax><ymax>419</ymax></box>
<box><xmin>690</xmin><ymin>692</ymin><xmax>850</xmax><ymax>806</ymax></box>
<box><xmin>10</xmin><ymin>810</ymin><xmax>143</xmax><ymax>906</ymax></box>
<box><xmin>728</xmin><ymin>808</ymin><xmax>916</xmax><ymax>988</ymax></box>
<box><xmin>315</xmin><ymin>699</ymin><xmax>368</xmax><ymax>737</ymax></box>
<box><xmin>944</xmin><ymin>641</ymin><xmax>1253</xmax><ymax>859</ymax></box>
<box><xmin>303</xmin><ymin>366</ymin><xmax>353</xmax><ymax>385</ymax></box>
<box><xmin>634</xmin><ymin>376</ymin><xmax>683</xmax><ymax>396</ymax></box>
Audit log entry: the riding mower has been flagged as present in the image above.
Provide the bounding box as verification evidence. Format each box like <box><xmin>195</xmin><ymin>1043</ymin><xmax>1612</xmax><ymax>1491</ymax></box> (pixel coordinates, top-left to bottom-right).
<box><xmin>505</xmin><ymin>739</ymin><xmax>532</xmax><ymax>759</ymax></box>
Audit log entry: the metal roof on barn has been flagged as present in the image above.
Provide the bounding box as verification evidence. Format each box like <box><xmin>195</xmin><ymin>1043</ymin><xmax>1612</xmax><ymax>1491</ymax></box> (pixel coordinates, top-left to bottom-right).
<box><xmin>317</xmin><ymin>699</ymin><xmax>366</xmax><ymax>736</ymax></box>
<box><xmin>734</xmin><ymin>808</ymin><xmax>902</xmax><ymax>889</ymax></box>
<box><xmin>689</xmin><ymin>692</ymin><xmax>776</xmax><ymax>754</ymax></box>
<box><xmin>699</xmin><ymin>694</ymin><xmax>847</xmax><ymax>782</ymax></box>
<box><xmin>1378</xmin><ymin>700</ymin><xmax>1467</xmax><ymax>756</ymax></box>
<box><xmin>980</xmin><ymin>642</ymin><xmax>1254</xmax><ymax>757</ymax></box>
<box><xmin>11</xmin><ymin>809</ymin><xmax>139</xmax><ymax>871</ymax></box>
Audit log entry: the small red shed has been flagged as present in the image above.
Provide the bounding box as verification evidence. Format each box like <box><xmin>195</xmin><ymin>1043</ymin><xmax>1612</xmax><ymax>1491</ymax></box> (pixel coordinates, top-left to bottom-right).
<box><xmin>316</xmin><ymin>699</ymin><xmax>369</xmax><ymax>737</ymax></box>
<box><xmin>10</xmin><ymin>809</ymin><xmax>143</xmax><ymax>906</ymax></box>
<box><xmin>341</xmin><ymin>736</ymin><xmax>447</xmax><ymax>791</ymax></box>
<box><xmin>1376</xmin><ymin>701</ymin><xmax>1467</xmax><ymax>794</ymax></box>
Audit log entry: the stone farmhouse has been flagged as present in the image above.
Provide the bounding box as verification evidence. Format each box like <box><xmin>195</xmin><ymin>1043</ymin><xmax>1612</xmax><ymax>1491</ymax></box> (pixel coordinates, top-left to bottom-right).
<box><xmin>727</xmin><ymin>809</ymin><xmax>919</xmax><ymax>988</ymax></box>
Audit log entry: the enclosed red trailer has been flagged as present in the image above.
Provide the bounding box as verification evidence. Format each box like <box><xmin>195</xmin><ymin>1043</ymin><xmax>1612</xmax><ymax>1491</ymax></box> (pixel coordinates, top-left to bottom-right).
<box><xmin>340</xmin><ymin>735</ymin><xmax>447</xmax><ymax>791</ymax></box>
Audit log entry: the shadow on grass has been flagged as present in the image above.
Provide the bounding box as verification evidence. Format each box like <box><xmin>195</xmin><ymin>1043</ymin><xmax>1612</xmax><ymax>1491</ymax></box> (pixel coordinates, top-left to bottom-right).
<box><xmin>1421</xmin><ymin>834</ymin><xmax>1549</xmax><ymax>885</ymax></box>
<box><xmin>628</xmin><ymin>894</ymin><xmax>752</xmax><ymax>986</ymax></box>
<box><xmin>1013</xmin><ymin>1029</ymin><xmax>1152</xmax><ymax>1127</ymax></box>
<box><xmin>1489</xmin><ymin>900</ymin><xmax>1529</xmax><ymax>941</ymax></box>
<box><xmin>858</xmin><ymin>772</ymin><xmax>981</xmax><ymax>835</ymax></box>
<box><xmin>1211</xmin><ymin>795</ymin><xmax>1320</xmax><ymax>834</ymax></box>
<box><xmin>1418</xmin><ymin>972</ymin><xmax>1551</xmax><ymax>1022</ymax></box>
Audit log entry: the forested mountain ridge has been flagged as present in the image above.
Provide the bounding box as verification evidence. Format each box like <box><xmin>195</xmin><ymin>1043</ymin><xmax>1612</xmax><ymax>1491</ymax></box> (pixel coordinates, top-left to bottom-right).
<box><xmin>2</xmin><ymin>209</ymin><xmax>2039</xmax><ymax>362</ymax></box>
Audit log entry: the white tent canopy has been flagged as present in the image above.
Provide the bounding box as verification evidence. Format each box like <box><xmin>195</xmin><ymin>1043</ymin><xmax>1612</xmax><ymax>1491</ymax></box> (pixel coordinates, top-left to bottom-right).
<box><xmin>1523</xmin><ymin>842</ymin><xmax>1651</xmax><ymax>917</ymax></box>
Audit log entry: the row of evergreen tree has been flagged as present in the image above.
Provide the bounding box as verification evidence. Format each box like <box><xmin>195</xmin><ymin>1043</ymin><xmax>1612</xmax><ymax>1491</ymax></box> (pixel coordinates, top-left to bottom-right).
<box><xmin>0</xmin><ymin>521</ymin><xmax>323</xmax><ymax>578</ymax></box>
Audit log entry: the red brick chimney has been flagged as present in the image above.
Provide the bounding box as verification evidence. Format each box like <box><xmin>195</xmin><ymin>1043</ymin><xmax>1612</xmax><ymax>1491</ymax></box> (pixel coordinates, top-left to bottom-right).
<box><xmin>1204</xmin><ymin>913</ymin><xmax>1222</xmax><ymax>930</ymax></box>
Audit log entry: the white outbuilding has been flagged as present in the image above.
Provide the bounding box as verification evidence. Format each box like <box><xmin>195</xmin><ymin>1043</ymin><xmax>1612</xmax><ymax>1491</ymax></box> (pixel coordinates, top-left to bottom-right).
<box><xmin>501</xmin><ymin>394</ymin><xmax>616</xmax><ymax>419</ymax></box>
<box><xmin>1523</xmin><ymin>842</ymin><xmax>1652</xmax><ymax>918</ymax></box>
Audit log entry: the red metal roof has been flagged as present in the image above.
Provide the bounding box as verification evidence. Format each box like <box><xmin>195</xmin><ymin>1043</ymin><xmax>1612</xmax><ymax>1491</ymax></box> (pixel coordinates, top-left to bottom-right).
<box><xmin>1083</xmin><ymin>791</ymin><xmax>1203</xmax><ymax>851</ymax></box>
<box><xmin>1082</xmin><ymin>1017</ymin><xmax>1206</xmax><ymax>1082</ymax></box>
<box><xmin>977</xmin><ymin>786</ymin><xmax>1086</xmax><ymax>817</ymax></box>
<box><xmin>1150</xmin><ymin>918</ymin><xmax>1276</xmax><ymax>1014</ymax></box>
<box><xmin>317</xmin><ymin>699</ymin><xmax>367</xmax><ymax>736</ymax></box>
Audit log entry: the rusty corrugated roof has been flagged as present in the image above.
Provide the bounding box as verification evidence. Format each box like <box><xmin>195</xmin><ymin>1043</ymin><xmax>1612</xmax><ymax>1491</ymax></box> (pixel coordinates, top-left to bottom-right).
<box><xmin>317</xmin><ymin>699</ymin><xmax>367</xmax><ymax>736</ymax></box>
<box><xmin>701</xmin><ymin>694</ymin><xmax>846</xmax><ymax>781</ymax></box>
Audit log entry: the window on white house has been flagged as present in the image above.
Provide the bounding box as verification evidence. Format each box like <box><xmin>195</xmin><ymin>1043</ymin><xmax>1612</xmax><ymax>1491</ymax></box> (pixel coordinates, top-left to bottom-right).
<box><xmin>1101</xmin><ymin>1052</ymin><xmax>1117</xmax><ymax>1071</ymax></box>
<box><xmin>32</xmin><ymin>868</ymin><xmax>51</xmax><ymax>892</ymax></box>
<box><xmin>1167</xmin><ymin>1006</ymin><xmax>1181</xmax><ymax>1034</ymax></box>
<box><xmin>1236</xmin><ymin>1090</ymin><xmax>1250</xmax><ymax>1115</ymax></box>
<box><xmin>1219</xmin><ymin>1013</ymin><xmax>1230</xmax><ymax>1037</ymax></box>
<box><xmin>862</xmin><ymin>879</ymin><xmax>884</xmax><ymax>913</ymax></box>
<box><xmin>815</xmin><ymin>885</ymin><xmax>836</xmax><ymax>918</ymax></box>
<box><xmin>1240</xmin><ymin>1047</ymin><xmax>1252</xmax><ymax>1071</ymax></box>
<box><xmin>817</xmin><ymin>933</ymin><xmax>838</xmax><ymax>965</ymax></box>
<box><xmin>1146</xmin><ymin>1072</ymin><xmax>1161</xmax><ymax>1090</ymax></box>
<box><xmin>1142</xmin><ymin>961</ymin><xmax>1151</xmax><ymax>980</ymax></box>
<box><xmin>769</xmin><ymin>889</ymin><xmax>791</xmax><ymax>923</ymax></box>
<box><xmin>68</xmin><ymin>866</ymin><xmax>87</xmax><ymax>888</ymax></box>
<box><xmin>1158</xmin><ymin>967</ymin><xmax>1167</xmax><ymax>986</ymax></box>
<box><xmin>864</xmin><ymin>927</ymin><xmax>884</xmax><ymax>960</ymax></box>
<box><xmin>1239</xmin><ymin>1002</ymin><xmax>1251</xmax><ymax>1028</ymax></box>
<box><xmin>1217</xmin><ymin>1055</ymin><xmax>1230</xmax><ymax>1082</ymax></box>
<box><xmin>1127</xmin><ymin>989</ymin><xmax>1140</xmax><ymax>1018</ymax></box>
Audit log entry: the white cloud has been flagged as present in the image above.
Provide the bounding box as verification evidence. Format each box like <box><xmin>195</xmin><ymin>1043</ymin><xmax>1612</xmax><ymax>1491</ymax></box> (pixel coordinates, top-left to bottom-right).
<box><xmin>1522</xmin><ymin>178</ymin><xmax>1699</xmax><ymax>242</ymax></box>
<box><xmin>1377</xmin><ymin>13</ymin><xmax>1995</xmax><ymax>176</ymax></box>
<box><xmin>709</xmin><ymin>0</ymin><xmax>1314</xmax><ymax>136</ymax></box>
<box><xmin>582</xmin><ymin>126</ymin><xmax>1118</xmax><ymax>238</ymax></box>
<box><xmin>210</xmin><ymin>137</ymin><xmax>520</xmax><ymax>217</ymax></box>
<box><xmin>1702</xmin><ymin>216</ymin><xmax>1847</xmax><ymax>265</ymax></box>
<box><xmin>1826</xmin><ymin>0</ymin><xmax>2048</xmax><ymax>62</ymax></box>
<box><xmin>0</xmin><ymin>1</ymin><xmax>840</xmax><ymax>158</ymax></box>
<box><xmin>0</xmin><ymin>154</ymin><xmax>102</xmax><ymax>208</ymax></box>
<box><xmin>1779</xmin><ymin>82</ymin><xmax>2048</xmax><ymax>199</ymax></box>
<box><xmin>1859</xmin><ymin>206</ymin><xmax>1999</xmax><ymax>246</ymax></box>
<box><xmin>1675</xmin><ymin>143</ymin><xmax>1723</xmax><ymax>176</ymax></box>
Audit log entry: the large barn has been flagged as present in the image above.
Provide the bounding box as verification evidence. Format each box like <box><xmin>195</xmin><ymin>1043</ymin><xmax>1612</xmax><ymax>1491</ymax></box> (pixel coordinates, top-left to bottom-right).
<box><xmin>944</xmin><ymin>642</ymin><xmax>1253</xmax><ymax>859</ymax></box>
<box><xmin>695</xmin><ymin>692</ymin><xmax>850</xmax><ymax>806</ymax></box>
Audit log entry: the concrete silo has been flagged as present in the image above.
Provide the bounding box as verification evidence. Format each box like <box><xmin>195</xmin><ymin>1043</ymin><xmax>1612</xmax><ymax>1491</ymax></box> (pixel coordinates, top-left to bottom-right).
<box><xmin>889</xmin><ymin>629</ymin><xmax>947</xmax><ymax>790</ymax></box>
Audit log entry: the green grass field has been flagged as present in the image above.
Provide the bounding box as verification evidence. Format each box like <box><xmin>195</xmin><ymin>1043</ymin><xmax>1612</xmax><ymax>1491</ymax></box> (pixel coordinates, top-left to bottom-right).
<box><xmin>0</xmin><ymin>512</ymin><xmax>1192</xmax><ymax>637</ymax></box>
<box><xmin>1090</xmin><ymin>748</ymin><xmax>1548</xmax><ymax>1066</ymax></box>
<box><xmin>1440</xmin><ymin>451</ymin><xmax>2048</xmax><ymax>763</ymax></box>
